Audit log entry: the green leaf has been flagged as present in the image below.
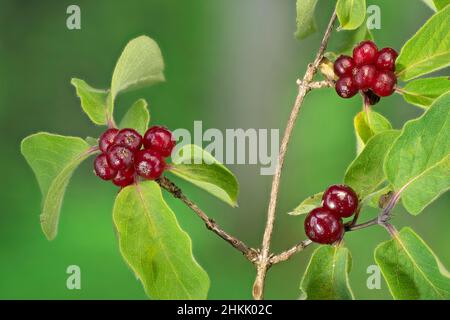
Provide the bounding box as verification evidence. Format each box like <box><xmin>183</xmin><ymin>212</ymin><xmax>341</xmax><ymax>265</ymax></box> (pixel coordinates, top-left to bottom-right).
<box><xmin>354</xmin><ymin>110</ymin><xmax>392</xmax><ymax>154</ymax></box>
<box><xmin>345</xmin><ymin>130</ymin><xmax>400</xmax><ymax>200</ymax></box>
<box><xmin>434</xmin><ymin>0</ymin><xmax>450</xmax><ymax>10</ymax></box>
<box><xmin>85</xmin><ymin>136</ymin><xmax>98</xmax><ymax>147</ymax></box>
<box><xmin>422</xmin><ymin>0</ymin><xmax>437</xmax><ymax>11</ymax></box>
<box><xmin>401</xmin><ymin>77</ymin><xmax>450</xmax><ymax>109</ymax></box>
<box><xmin>170</xmin><ymin>145</ymin><xmax>239</xmax><ymax>207</ymax></box>
<box><xmin>300</xmin><ymin>245</ymin><xmax>354</xmax><ymax>300</ymax></box>
<box><xmin>330</xmin><ymin>22</ymin><xmax>373</xmax><ymax>57</ymax></box>
<box><xmin>21</xmin><ymin>133</ymin><xmax>95</xmax><ymax>240</ymax></box>
<box><xmin>288</xmin><ymin>192</ymin><xmax>323</xmax><ymax>215</ymax></box>
<box><xmin>396</xmin><ymin>5</ymin><xmax>450</xmax><ymax>81</ymax></box>
<box><xmin>295</xmin><ymin>0</ymin><xmax>319</xmax><ymax>40</ymax></box>
<box><xmin>375</xmin><ymin>227</ymin><xmax>450</xmax><ymax>299</ymax></box>
<box><xmin>111</xmin><ymin>36</ymin><xmax>165</xmax><ymax>102</ymax></box>
<box><xmin>113</xmin><ymin>181</ymin><xmax>210</xmax><ymax>299</ymax></box>
<box><xmin>336</xmin><ymin>0</ymin><xmax>366</xmax><ymax>30</ymax></box>
<box><xmin>119</xmin><ymin>99</ymin><xmax>150</xmax><ymax>135</ymax></box>
<box><xmin>364</xmin><ymin>185</ymin><xmax>394</xmax><ymax>209</ymax></box>
<box><xmin>71</xmin><ymin>78</ymin><xmax>111</xmax><ymax>126</ymax></box>
<box><xmin>384</xmin><ymin>92</ymin><xmax>450</xmax><ymax>215</ymax></box>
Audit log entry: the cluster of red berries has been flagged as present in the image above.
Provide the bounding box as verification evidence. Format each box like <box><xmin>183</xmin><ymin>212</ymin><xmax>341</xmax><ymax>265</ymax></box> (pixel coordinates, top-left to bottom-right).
<box><xmin>334</xmin><ymin>40</ymin><xmax>398</xmax><ymax>103</ymax></box>
<box><xmin>304</xmin><ymin>184</ymin><xmax>359</xmax><ymax>245</ymax></box>
<box><xmin>93</xmin><ymin>126</ymin><xmax>175</xmax><ymax>187</ymax></box>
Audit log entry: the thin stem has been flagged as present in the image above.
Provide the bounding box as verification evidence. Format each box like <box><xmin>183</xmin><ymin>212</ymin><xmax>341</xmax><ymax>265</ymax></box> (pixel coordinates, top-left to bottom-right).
<box><xmin>345</xmin><ymin>217</ymin><xmax>378</xmax><ymax>232</ymax></box>
<box><xmin>157</xmin><ymin>176</ymin><xmax>259</xmax><ymax>262</ymax></box>
<box><xmin>252</xmin><ymin>10</ymin><xmax>337</xmax><ymax>300</ymax></box>
<box><xmin>270</xmin><ymin>239</ymin><xmax>312</xmax><ymax>265</ymax></box>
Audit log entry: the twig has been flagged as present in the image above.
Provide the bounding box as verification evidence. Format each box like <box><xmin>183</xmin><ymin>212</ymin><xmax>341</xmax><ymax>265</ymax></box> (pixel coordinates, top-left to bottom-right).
<box><xmin>157</xmin><ymin>176</ymin><xmax>259</xmax><ymax>262</ymax></box>
<box><xmin>297</xmin><ymin>79</ymin><xmax>335</xmax><ymax>89</ymax></box>
<box><xmin>270</xmin><ymin>239</ymin><xmax>312</xmax><ymax>265</ymax></box>
<box><xmin>252</xmin><ymin>10</ymin><xmax>338</xmax><ymax>300</ymax></box>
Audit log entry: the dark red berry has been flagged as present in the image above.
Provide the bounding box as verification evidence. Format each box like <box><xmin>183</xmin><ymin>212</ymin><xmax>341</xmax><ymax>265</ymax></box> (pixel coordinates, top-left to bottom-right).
<box><xmin>134</xmin><ymin>149</ymin><xmax>166</xmax><ymax>180</ymax></box>
<box><xmin>375</xmin><ymin>48</ymin><xmax>398</xmax><ymax>71</ymax></box>
<box><xmin>353</xmin><ymin>40</ymin><xmax>378</xmax><ymax>66</ymax></box>
<box><xmin>372</xmin><ymin>70</ymin><xmax>397</xmax><ymax>97</ymax></box>
<box><xmin>113</xmin><ymin>128</ymin><xmax>143</xmax><ymax>152</ymax></box>
<box><xmin>112</xmin><ymin>166</ymin><xmax>135</xmax><ymax>187</ymax></box>
<box><xmin>335</xmin><ymin>76</ymin><xmax>358</xmax><ymax>98</ymax></box>
<box><xmin>363</xmin><ymin>89</ymin><xmax>381</xmax><ymax>106</ymax></box>
<box><xmin>334</xmin><ymin>55</ymin><xmax>355</xmax><ymax>77</ymax></box>
<box><xmin>304</xmin><ymin>207</ymin><xmax>344</xmax><ymax>244</ymax></box>
<box><xmin>143</xmin><ymin>126</ymin><xmax>176</xmax><ymax>157</ymax></box>
<box><xmin>99</xmin><ymin>128</ymin><xmax>119</xmax><ymax>153</ymax></box>
<box><xmin>94</xmin><ymin>154</ymin><xmax>117</xmax><ymax>180</ymax></box>
<box><xmin>322</xmin><ymin>184</ymin><xmax>359</xmax><ymax>218</ymax></box>
<box><xmin>106</xmin><ymin>145</ymin><xmax>134</xmax><ymax>170</ymax></box>
<box><xmin>353</xmin><ymin>65</ymin><xmax>377</xmax><ymax>91</ymax></box>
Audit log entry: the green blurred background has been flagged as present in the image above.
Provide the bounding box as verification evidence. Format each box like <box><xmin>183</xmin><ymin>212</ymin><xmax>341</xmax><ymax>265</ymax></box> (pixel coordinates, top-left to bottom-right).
<box><xmin>0</xmin><ymin>0</ymin><xmax>448</xmax><ymax>299</ymax></box>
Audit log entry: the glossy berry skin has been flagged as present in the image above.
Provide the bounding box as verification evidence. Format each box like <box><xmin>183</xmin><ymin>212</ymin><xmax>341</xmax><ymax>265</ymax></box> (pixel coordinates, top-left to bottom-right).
<box><xmin>99</xmin><ymin>128</ymin><xmax>119</xmax><ymax>153</ymax></box>
<box><xmin>143</xmin><ymin>126</ymin><xmax>176</xmax><ymax>157</ymax></box>
<box><xmin>353</xmin><ymin>41</ymin><xmax>378</xmax><ymax>66</ymax></box>
<box><xmin>113</xmin><ymin>128</ymin><xmax>143</xmax><ymax>152</ymax></box>
<box><xmin>353</xmin><ymin>64</ymin><xmax>377</xmax><ymax>91</ymax></box>
<box><xmin>375</xmin><ymin>48</ymin><xmax>398</xmax><ymax>71</ymax></box>
<box><xmin>322</xmin><ymin>184</ymin><xmax>359</xmax><ymax>218</ymax></box>
<box><xmin>112</xmin><ymin>167</ymin><xmax>135</xmax><ymax>187</ymax></box>
<box><xmin>372</xmin><ymin>70</ymin><xmax>397</xmax><ymax>97</ymax></box>
<box><xmin>94</xmin><ymin>154</ymin><xmax>117</xmax><ymax>180</ymax></box>
<box><xmin>106</xmin><ymin>145</ymin><xmax>134</xmax><ymax>170</ymax></box>
<box><xmin>304</xmin><ymin>207</ymin><xmax>344</xmax><ymax>244</ymax></box>
<box><xmin>335</xmin><ymin>76</ymin><xmax>358</xmax><ymax>98</ymax></box>
<box><xmin>334</xmin><ymin>55</ymin><xmax>355</xmax><ymax>77</ymax></box>
<box><xmin>134</xmin><ymin>149</ymin><xmax>166</xmax><ymax>180</ymax></box>
<box><xmin>364</xmin><ymin>89</ymin><xmax>381</xmax><ymax>106</ymax></box>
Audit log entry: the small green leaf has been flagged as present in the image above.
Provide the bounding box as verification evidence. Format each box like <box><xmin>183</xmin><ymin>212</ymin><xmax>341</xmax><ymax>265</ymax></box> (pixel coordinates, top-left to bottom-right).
<box><xmin>289</xmin><ymin>192</ymin><xmax>323</xmax><ymax>215</ymax></box>
<box><xmin>113</xmin><ymin>181</ymin><xmax>210</xmax><ymax>299</ymax></box>
<box><xmin>21</xmin><ymin>133</ymin><xmax>96</xmax><ymax>240</ymax></box>
<box><xmin>375</xmin><ymin>227</ymin><xmax>450</xmax><ymax>299</ymax></box>
<box><xmin>295</xmin><ymin>0</ymin><xmax>319</xmax><ymax>40</ymax></box>
<box><xmin>401</xmin><ymin>77</ymin><xmax>450</xmax><ymax>109</ymax></box>
<box><xmin>354</xmin><ymin>110</ymin><xmax>392</xmax><ymax>154</ymax></box>
<box><xmin>396</xmin><ymin>5</ymin><xmax>450</xmax><ymax>81</ymax></box>
<box><xmin>119</xmin><ymin>99</ymin><xmax>150</xmax><ymax>135</ymax></box>
<box><xmin>111</xmin><ymin>36</ymin><xmax>165</xmax><ymax>102</ymax></box>
<box><xmin>85</xmin><ymin>136</ymin><xmax>98</xmax><ymax>147</ymax></box>
<box><xmin>71</xmin><ymin>78</ymin><xmax>111</xmax><ymax>126</ymax></box>
<box><xmin>345</xmin><ymin>130</ymin><xmax>400</xmax><ymax>200</ymax></box>
<box><xmin>434</xmin><ymin>0</ymin><xmax>450</xmax><ymax>10</ymax></box>
<box><xmin>364</xmin><ymin>185</ymin><xmax>393</xmax><ymax>209</ymax></box>
<box><xmin>300</xmin><ymin>245</ymin><xmax>354</xmax><ymax>300</ymax></box>
<box><xmin>384</xmin><ymin>92</ymin><xmax>450</xmax><ymax>215</ymax></box>
<box><xmin>336</xmin><ymin>0</ymin><xmax>366</xmax><ymax>30</ymax></box>
<box><xmin>170</xmin><ymin>144</ymin><xmax>239</xmax><ymax>207</ymax></box>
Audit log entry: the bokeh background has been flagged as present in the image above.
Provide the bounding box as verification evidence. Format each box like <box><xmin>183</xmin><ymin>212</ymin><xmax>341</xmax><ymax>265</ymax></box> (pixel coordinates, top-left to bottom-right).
<box><xmin>0</xmin><ymin>0</ymin><xmax>448</xmax><ymax>299</ymax></box>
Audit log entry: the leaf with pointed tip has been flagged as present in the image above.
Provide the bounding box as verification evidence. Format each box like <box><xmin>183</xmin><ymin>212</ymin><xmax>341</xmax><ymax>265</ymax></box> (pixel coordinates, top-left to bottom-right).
<box><xmin>295</xmin><ymin>0</ymin><xmax>319</xmax><ymax>40</ymax></box>
<box><xmin>119</xmin><ymin>99</ymin><xmax>150</xmax><ymax>135</ymax></box>
<box><xmin>170</xmin><ymin>144</ymin><xmax>239</xmax><ymax>207</ymax></box>
<box><xmin>21</xmin><ymin>133</ymin><xmax>96</xmax><ymax>240</ymax></box>
<box><xmin>396</xmin><ymin>5</ymin><xmax>450</xmax><ymax>81</ymax></box>
<box><xmin>384</xmin><ymin>92</ymin><xmax>450</xmax><ymax>215</ymax></box>
<box><xmin>422</xmin><ymin>0</ymin><xmax>437</xmax><ymax>11</ymax></box>
<box><xmin>401</xmin><ymin>77</ymin><xmax>450</xmax><ymax>109</ymax></box>
<box><xmin>375</xmin><ymin>227</ymin><xmax>450</xmax><ymax>299</ymax></box>
<box><xmin>289</xmin><ymin>192</ymin><xmax>323</xmax><ymax>216</ymax></box>
<box><xmin>345</xmin><ymin>130</ymin><xmax>400</xmax><ymax>200</ymax></box>
<box><xmin>71</xmin><ymin>78</ymin><xmax>111</xmax><ymax>126</ymax></box>
<box><xmin>113</xmin><ymin>181</ymin><xmax>210</xmax><ymax>299</ymax></box>
<box><xmin>354</xmin><ymin>110</ymin><xmax>392</xmax><ymax>154</ymax></box>
<box><xmin>300</xmin><ymin>245</ymin><xmax>354</xmax><ymax>300</ymax></box>
<box><xmin>336</xmin><ymin>0</ymin><xmax>366</xmax><ymax>30</ymax></box>
<box><xmin>111</xmin><ymin>36</ymin><xmax>165</xmax><ymax>102</ymax></box>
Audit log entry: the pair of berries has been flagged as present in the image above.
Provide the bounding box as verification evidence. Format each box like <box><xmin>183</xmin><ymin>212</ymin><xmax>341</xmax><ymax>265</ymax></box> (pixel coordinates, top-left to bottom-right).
<box><xmin>304</xmin><ymin>184</ymin><xmax>359</xmax><ymax>245</ymax></box>
<box><xmin>334</xmin><ymin>41</ymin><xmax>398</xmax><ymax>103</ymax></box>
<box><xmin>93</xmin><ymin>126</ymin><xmax>176</xmax><ymax>187</ymax></box>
